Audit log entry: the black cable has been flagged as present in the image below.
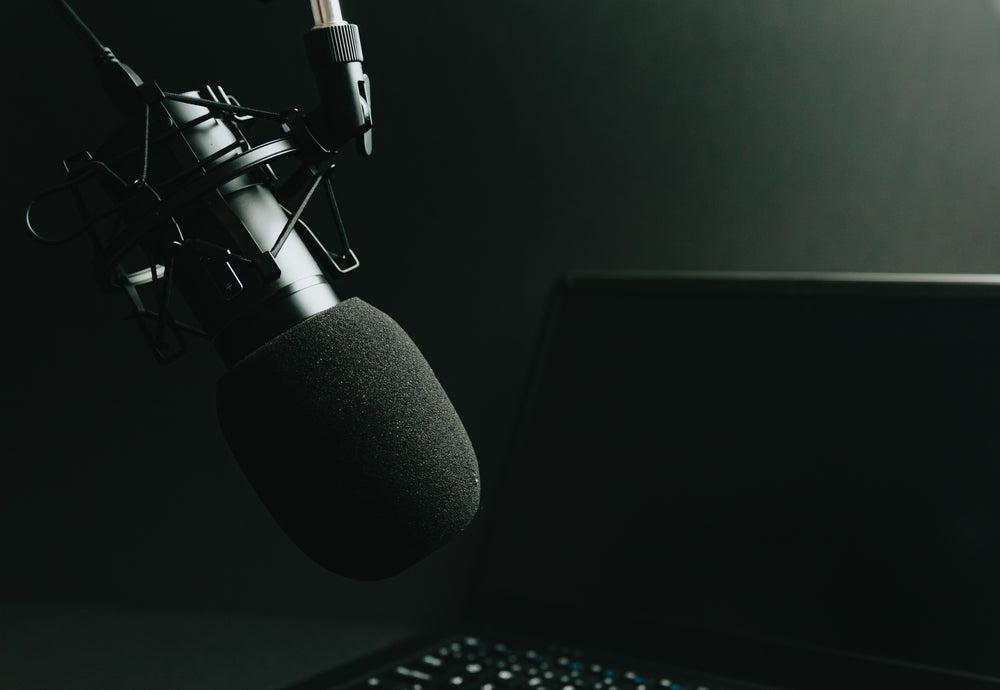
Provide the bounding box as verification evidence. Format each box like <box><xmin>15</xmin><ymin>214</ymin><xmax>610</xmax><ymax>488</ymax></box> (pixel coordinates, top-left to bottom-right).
<box><xmin>51</xmin><ymin>0</ymin><xmax>109</xmax><ymax>58</ymax></box>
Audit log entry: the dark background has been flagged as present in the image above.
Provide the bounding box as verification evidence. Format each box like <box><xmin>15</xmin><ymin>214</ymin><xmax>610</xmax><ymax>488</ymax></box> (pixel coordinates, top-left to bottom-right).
<box><xmin>5</xmin><ymin>0</ymin><xmax>1000</xmax><ymax>624</ymax></box>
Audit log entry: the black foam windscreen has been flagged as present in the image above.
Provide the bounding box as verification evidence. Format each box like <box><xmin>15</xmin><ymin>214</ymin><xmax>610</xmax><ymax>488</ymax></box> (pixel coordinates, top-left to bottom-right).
<box><xmin>216</xmin><ymin>298</ymin><xmax>480</xmax><ymax>580</ymax></box>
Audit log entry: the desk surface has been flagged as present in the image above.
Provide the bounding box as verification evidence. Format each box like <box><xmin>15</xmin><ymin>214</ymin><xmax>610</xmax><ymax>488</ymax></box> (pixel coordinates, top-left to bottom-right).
<box><xmin>0</xmin><ymin>603</ymin><xmax>423</xmax><ymax>689</ymax></box>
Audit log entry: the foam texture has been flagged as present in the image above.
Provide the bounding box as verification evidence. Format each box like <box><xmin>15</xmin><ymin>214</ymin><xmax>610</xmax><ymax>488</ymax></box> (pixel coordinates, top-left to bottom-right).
<box><xmin>216</xmin><ymin>298</ymin><xmax>480</xmax><ymax>580</ymax></box>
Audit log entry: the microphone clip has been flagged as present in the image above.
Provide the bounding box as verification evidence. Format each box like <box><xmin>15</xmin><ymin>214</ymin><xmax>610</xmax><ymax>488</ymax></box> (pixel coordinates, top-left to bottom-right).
<box><xmin>302</xmin><ymin>18</ymin><xmax>373</xmax><ymax>157</ymax></box>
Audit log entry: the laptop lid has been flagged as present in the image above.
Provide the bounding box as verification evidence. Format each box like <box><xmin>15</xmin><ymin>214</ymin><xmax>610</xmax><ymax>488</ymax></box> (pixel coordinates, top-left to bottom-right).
<box><xmin>465</xmin><ymin>272</ymin><xmax>1000</xmax><ymax>689</ymax></box>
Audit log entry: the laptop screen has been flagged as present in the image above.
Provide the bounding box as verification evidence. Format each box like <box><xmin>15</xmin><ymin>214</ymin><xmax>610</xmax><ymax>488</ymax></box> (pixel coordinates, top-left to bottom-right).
<box><xmin>474</xmin><ymin>273</ymin><xmax>1000</xmax><ymax>679</ymax></box>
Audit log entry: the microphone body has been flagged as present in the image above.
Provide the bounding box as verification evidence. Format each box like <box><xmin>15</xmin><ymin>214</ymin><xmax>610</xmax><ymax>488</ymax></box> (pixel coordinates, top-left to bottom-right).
<box><xmin>94</xmin><ymin>89</ymin><xmax>342</xmax><ymax>366</ymax></box>
<box><xmin>82</xmin><ymin>4</ymin><xmax>374</xmax><ymax>366</ymax></box>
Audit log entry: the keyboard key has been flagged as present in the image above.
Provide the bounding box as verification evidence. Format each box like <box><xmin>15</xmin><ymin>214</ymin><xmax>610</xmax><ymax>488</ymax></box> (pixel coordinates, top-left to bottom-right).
<box><xmin>395</xmin><ymin>667</ymin><xmax>433</xmax><ymax>682</ymax></box>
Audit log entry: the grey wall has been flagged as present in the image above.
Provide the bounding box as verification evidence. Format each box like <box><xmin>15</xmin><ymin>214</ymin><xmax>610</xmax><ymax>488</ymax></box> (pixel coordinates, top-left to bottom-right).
<box><xmin>5</xmin><ymin>0</ymin><xmax>1000</xmax><ymax>622</ymax></box>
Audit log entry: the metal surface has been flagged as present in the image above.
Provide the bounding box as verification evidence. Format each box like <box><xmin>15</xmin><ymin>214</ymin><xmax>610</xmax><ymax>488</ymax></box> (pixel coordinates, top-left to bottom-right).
<box><xmin>310</xmin><ymin>0</ymin><xmax>344</xmax><ymax>27</ymax></box>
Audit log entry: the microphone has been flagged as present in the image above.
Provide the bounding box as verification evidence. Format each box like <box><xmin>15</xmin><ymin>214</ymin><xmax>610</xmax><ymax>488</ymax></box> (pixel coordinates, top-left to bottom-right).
<box><xmin>27</xmin><ymin>0</ymin><xmax>480</xmax><ymax>580</ymax></box>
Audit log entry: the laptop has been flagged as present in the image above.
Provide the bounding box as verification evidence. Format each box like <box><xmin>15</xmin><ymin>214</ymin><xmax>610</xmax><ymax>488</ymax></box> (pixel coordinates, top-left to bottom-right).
<box><xmin>288</xmin><ymin>271</ymin><xmax>1000</xmax><ymax>690</ymax></box>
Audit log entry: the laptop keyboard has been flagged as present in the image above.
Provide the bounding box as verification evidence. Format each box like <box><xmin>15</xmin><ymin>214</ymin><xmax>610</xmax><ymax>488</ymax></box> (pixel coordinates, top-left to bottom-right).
<box><xmin>342</xmin><ymin>635</ymin><xmax>754</xmax><ymax>690</ymax></box>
